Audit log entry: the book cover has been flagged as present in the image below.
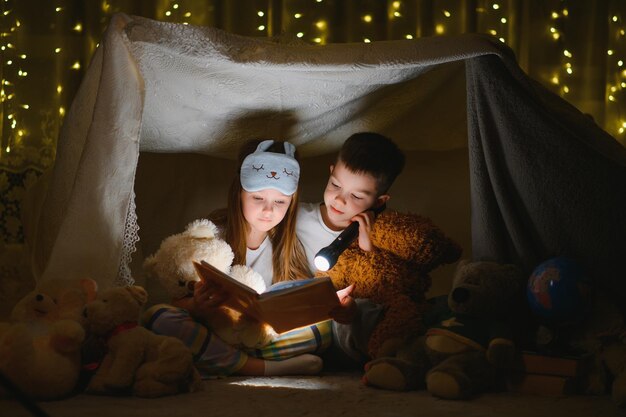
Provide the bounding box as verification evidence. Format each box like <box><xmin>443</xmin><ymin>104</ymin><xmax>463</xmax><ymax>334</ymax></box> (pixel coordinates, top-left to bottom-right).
<box><xmin>512</xmin><ymin>351</ymin><xmax>593</xmax><ymax>378</ymax></box>
<box><xmin>507</xmin><ymin>373</ymin><xmax>581</xmax><ymax>397</ymax></box>
<box><xmin>193</xmin><ymin>261</ymin><xmax>340</xmax><ymax>333</ymax></box>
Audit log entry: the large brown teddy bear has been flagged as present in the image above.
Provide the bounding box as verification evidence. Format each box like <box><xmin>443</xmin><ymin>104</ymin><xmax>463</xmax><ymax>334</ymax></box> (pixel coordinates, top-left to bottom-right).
<box><xmin>324</xmin><ymin>210</ymin><xmax>462</xmax><ymax>358</ymax></box>
<box><xmin>84</xmin><ymin>285</ymin><xmax>201</xmax><ymax>397</ymax></box>
<box><xmin>363</xmin><ymin>260</ymin><xmax>524</xmax><ymax>400</ymax></box>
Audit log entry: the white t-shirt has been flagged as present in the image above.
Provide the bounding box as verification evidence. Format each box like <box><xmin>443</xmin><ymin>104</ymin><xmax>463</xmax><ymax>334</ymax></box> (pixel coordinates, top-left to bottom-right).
<box><xmin>296</xmin><ymin>202</ymin><xmax>341</xmax><ymax>274</ymax></box>
<box><xmin>245</xmin><ymin>236</ymin><xmax>273</xmax><ymax>288</ymax></box>
<box><xmin>216</xmin><ymin>226</ymin><xmax>274</xmax><ymax>288</ymax></box>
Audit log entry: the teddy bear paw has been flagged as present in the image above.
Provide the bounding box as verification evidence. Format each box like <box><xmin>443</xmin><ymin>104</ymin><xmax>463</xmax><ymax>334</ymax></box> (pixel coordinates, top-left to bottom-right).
<box><xmin>362</xmin><ymin>358</ymin><xmax>423</xmax><ymax>391</ymax></box>
<box><xmin>426</xmin><ymin>371</ymin><xmax>470</xmax><ymax>400</ymax></box>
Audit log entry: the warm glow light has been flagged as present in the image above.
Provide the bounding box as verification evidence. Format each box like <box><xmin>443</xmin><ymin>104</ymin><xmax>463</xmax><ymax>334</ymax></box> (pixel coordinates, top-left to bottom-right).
<box><xmin>608</xmin><ymin>49</ymin><xmax>615</xmax><ymax>55</ymax></box>
<box><xmin>55</xmin><ymin>47</ymin><xmax>61</xmax><ymax>53</ymax></box>
<box><xmin>613</xmin><ymin>16</ymin><xmax>618</xmax><ymax>22</ymax></box>
<box><xmin>563</xmin><ymin>86</ymin><xmax>570</xmax><ymax>93</ymax></box>
<box><xmin>20</xmin><ymin>104</ymin><xmax>29</xmax><ymax>109</ymax></box>
<box><xmin>492</xmin><ymin>4</ymin><xmax>500</xmax><ymax>10</ymax></box>
<box><xmin>165</xmin><ymin>11</ymin><xmax>171</xmax><ymax>16</ymax></box>
<box><xmin>609</xmin><ymin>95</ymin><xmax>616</xmax><ymax>101</ymax></box>
<box><xmin>294</xmin><ymin>13</ymin><xmax>302</xmax><ymax>18</ymax></box>
<box><xmin>257</xmin><ymin>11</ymin><xmax>264</xmax><ymax>17</ymax></box>
<box><xmin>20</xmin><ymin>54</ymin><xmax>26</xmax><ymax>59</ymax></box>
<box><xmin>257</xmin><ymin>25</ymin><xmax>265</xmax><ymax>31</ymax></box>
<box><xmin>551</xmin><ymin>11</ymin><xmax>559</xmax><ymax>19</ymax></box>
<box><xmin>173</xmin><ymin>3</ymin><xmax>179</xmax><ymax>9</ymax></box>
<box><xmin>55</xmin><ymin>6</ymin><xmax>62</xmax><ymax>12</ymax></box>
<box><xmin>364</xmin><ymin>38</ymin><xmax>371</xmax><ymax>43</ymax></box>
<box><xmin>566</xmin><ymin>67</ymin><xmax>573</xmax><ymax>74</ymax></box>
<box><xmin>501</xmin><ymin>18</ymin><xmax>507</xmax><ymax>24</ymax></box>
<box><xmin>59</xmin><ymin>107</ymin><xmax>65</xmax><ymax>116</ymax></box>
<box><xmin>316</xmin><ymin>20</ymin><xmax>326</xmax><ymax>29</ymax></box>
<box><xmin>499</xmin><ymin>37</ymin><xmax>505</xmax><ymax>43</ymax></box>
<box><xmin>405</xmin><ymin>34</ymin><xmax>413</xmax><ymax>39</ymax></box>
<box><xmin>489</xmin><ymin>29</ymin><xmax>497</xmax><ymax>35</ymax></box>
<box><xmin>71</xmin><ymin>61</ymin><xmax>81</xmax><ymax>70</ymax></box>
<box><xmin>621</xmin><ymin>82</ymin><xmax>626</xmax><ymax>88</ymax></box>
<box><xmin>436</xmin><ymin>25</ymin><xmax>445</xmax><ymax>34</ymax></box>
<box><xmin>563</xmin><ymin>50</ymin><xmax>572</xmax><ymax>58</ymax></box>
<box><xmin>57</xmin><ymin>85</ymin><xmax>63</xmax><ymax>94</ymax></box>
<box><xmin>73</xmin><ymin>23</ymin><xmax>83</xmax><ymax>32</ymax></box>
<box><xmin>184</xmin><ymin>12</ymin><xmax>191</xmax><ymax>17</ymax></box>
<box><xmin>619</xmin><ymin>60</ymin><xmax>624</xmax><ymax>67</ymax></box>
<box><xmin>562</xmin><ymin>9</ymin><xmax>569</xmax><ymax>16</ymax></box>
<box><xmin>443</xmin><ymin>10</ymin><xmax>451</xmax><ymax>18</ymax></box>
<box><xmin>363</xmin><ymin>15</ymin><xmax>372</xmax><ymax>23</ymax></box>
<box><xmin>313</xmin><ymin>37</ymin><xmax>321</xmax><ymax>43</ymax></box>
<box><xmin>393</xmin><ymin>11</ymin><xmax>401</xmax><ymax>17</ymax></box>
<box><xmin>551</xmin><ymin>76</ymin><xmax>559</xmax><ymax>85</ymax></box>
<box><xmin>296</xmin><ymin>32</ymin><xmax>304</xmax><ymax>38</ymax></box>
<box><xmin>392</xmin><ymin>1</ymin><xmax>401</xmax><ymax>8</ymax></box>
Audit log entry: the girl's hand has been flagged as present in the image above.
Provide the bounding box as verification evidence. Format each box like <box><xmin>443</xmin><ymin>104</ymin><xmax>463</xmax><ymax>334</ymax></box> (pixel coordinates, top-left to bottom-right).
<box><xmin>192</xmin><ymin>279</ymin><xmax>229</xmax><ymax>318</ymax></box>
<box><xmin>330</xmin><ymin>284</ymin><xmax>357</xmax><ymax>324</ymax></box>
<box><xmin>351</xmin><ymin>211</ymin><xmax>375</xmax><ymax>252</ymax></box>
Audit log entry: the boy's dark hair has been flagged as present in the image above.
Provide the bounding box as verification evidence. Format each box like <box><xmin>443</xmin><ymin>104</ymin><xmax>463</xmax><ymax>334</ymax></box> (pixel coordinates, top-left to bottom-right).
<box><xmin>337</xmin><ymin>132</ymin><xmax>405</xmax><ymax>194</ymax></box>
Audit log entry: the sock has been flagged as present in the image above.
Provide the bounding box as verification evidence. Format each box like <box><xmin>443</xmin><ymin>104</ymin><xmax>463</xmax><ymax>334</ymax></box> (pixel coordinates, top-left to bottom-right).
<box><xmin>263</xmin><ymin>354</ymin><xmax>323</xmax><ymax>376</ymax></box>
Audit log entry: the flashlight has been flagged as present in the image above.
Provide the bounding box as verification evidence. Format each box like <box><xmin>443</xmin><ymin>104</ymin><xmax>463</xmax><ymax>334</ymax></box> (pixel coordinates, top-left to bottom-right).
<box><xmin>314</xmin><ymin>204</ymin><xmax>386</xmax><ymax>272</ymax></box>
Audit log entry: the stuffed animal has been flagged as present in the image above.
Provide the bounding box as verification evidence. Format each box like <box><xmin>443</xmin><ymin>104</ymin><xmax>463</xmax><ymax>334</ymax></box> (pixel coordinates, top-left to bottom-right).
<box><xmin>84</xmin><ymin>285</ymin><xmax>201</xmax><ymax>397</ymax></box>
<box><xmin>363</xmin><ymin>260</ymin><xmax>524</xmax><ymax>400</ymax></box>
<box><xmin>562</xmin><ymin>290</ymin><xmax>626</xmax><ymax>407</ymax></box>
<box><xmin>144</xmin><ymin>219</ymin><xmax>274</xmax><ymax>348</ymax></box>
<box><xmin>11</xmin><ymin>278</ymin><xmax>98</xmax><ymax>325</ymax></box>
<box><xmin>599</xmin><ymin>337</ymin><xmax>626</xmax><ymax>406</ymax></box>
<box><xmin>323</xmin><ymin>211</ymin><xmax>462</xmax><ymax>358</ymax></box>
<box><xmin>0</xmin><ymin>278</ymin><xmax>98</xmax><ymax>400</ymax></box>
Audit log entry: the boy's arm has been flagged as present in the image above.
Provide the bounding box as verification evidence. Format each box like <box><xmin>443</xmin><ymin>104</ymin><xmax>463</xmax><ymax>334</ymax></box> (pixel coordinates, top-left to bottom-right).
<box><xmin>329</xmin><ymin>284</ymin><xmax>357</xmax><ymax>324</ymax></box>
<box><xmin>351</xmin><ymin>210</ymin><xmax>375</xmax><ymax>252</ymax></box>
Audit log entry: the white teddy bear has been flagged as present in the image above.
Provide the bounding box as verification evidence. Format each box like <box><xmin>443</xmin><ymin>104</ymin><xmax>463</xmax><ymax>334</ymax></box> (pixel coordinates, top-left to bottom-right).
<box><xmin>143</xmin><ymin>219</ymin><xmax>275</xmax><ymax>348</ymax></box>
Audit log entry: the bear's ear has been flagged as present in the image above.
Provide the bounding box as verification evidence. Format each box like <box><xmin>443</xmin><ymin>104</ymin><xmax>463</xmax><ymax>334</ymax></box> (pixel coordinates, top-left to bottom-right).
<box><xmin>80</xmin><ymin>278</ymin><xmax>98</xmax><ymax>302</ymax></box>
<box><xmin>126</xmin><ymin>286</ymin><xmax>148</xmax><ymax>306</ymax></box>
<box><xmin>457</xmin><ymin>259</ymin><xmax>470</xmax><ymax>268</ymax></box>
<box><xmin>143</xmin><ymin>254</ymin><xmax>157</xmax><ymax>275</ymax></box>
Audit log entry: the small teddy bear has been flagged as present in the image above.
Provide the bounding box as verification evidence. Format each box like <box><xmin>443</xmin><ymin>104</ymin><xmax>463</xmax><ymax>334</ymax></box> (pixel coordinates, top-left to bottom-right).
<box><xmin>84</xmin><ymin>285</ymin><xmax>201</xmax><ymax>397</ymax></box>
<box><xmin>0</xmin><ymin>278</ymin><xmax>98</xmax><ymax>400</ymax></box>
<box><xmin>363</xmin><ymin>260</ymin><xmax>524</xmax><ymax>400</ymax></box>
<box><xmin>143</xmin><ymin>219</ymin><xmax>274</xmax><ymax>348</ymax></box>
<box><xmin>323</xmin><ymin>211</ymin><xmax>462</xmax><ymax>358</ymax></box>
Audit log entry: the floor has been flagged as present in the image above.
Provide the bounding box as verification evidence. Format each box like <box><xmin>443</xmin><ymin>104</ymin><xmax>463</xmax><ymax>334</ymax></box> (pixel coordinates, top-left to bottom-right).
<box><xmin>2</xmin><ymin>372</ymin><xmax>625</xmax><ymax>417</ymax></box>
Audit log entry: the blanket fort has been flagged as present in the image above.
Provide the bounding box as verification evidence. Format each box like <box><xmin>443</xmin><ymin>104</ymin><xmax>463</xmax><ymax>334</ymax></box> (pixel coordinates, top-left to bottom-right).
<box><xmin>22</xmin><ymin>14</ymin><xmax>626</xmax><ymax>312</ymax></box>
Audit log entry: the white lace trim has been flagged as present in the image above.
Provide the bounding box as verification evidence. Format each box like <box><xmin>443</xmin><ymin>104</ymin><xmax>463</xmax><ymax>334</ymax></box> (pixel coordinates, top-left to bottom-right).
<box><xmin>116</xmin><ymin>190</ymin><xmax>139</xmax><ymax>286</ymax></box>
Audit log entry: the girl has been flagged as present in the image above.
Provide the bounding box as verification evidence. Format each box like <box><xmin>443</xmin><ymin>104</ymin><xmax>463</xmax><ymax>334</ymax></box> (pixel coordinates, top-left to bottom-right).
<box><xmin>144</xmin><ymin>140</ymin><xmax>330</xmax><ymax>377</ymax></box>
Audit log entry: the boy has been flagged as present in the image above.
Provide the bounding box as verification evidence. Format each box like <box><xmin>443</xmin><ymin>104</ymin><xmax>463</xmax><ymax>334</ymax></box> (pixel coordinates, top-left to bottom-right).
<box><xmin>297</xmin><ymin>132</ymin><xmax>406</xmax><ymax>367</ymax></box>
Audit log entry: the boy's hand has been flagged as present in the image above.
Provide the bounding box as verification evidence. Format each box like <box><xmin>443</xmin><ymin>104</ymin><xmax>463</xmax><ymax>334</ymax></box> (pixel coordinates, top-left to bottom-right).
<box><xmin>330</xmin><ymin>284</ymin><xmax>357</xmax><ymax>324</ymax></box>
<box><xmin>351</xmin><ymin>211</ymin><xmax>375</xmax><ymax>252</ymax></box>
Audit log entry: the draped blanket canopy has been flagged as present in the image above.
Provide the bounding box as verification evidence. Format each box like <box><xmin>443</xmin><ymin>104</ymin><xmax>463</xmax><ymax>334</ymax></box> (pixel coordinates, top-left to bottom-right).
<box><xmin>22</xmin><ymin>14</ymin><xmax>626</xmax><ymax>306</ymax></box>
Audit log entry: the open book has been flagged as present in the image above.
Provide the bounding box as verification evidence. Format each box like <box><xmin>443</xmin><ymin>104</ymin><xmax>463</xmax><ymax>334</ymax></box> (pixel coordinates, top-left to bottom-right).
<box><xmin>193</xmin><ymin>261</ymin><xmax>340</xmax><ymax>333</ymax></box>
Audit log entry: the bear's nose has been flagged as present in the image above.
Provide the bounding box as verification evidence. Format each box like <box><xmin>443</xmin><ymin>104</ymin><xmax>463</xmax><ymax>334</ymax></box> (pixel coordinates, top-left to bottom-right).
<box><xmin>35</xmin><ymin>294</ymin><xmax>44</xmax><ymax>302</ymax></box>
<box><xmin>451</xmin><ymin>287</ymin><xmax>470</xmax><ymax>303</ymax></box>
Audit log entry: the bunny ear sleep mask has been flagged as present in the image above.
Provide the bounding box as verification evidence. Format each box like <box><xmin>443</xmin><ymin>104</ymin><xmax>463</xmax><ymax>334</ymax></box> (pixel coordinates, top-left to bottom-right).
<box><xmin>240</xmin><ymin>140</ymin><xmax>300</xmax><ymax>196</ymax></box>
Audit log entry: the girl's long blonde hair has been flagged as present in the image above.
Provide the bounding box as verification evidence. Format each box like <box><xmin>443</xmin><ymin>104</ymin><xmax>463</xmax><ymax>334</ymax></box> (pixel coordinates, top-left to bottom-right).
<box><xmin>210</xmin><ymin>140</ymin><xmax>311</xmax><ymax>283</ymax></box>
